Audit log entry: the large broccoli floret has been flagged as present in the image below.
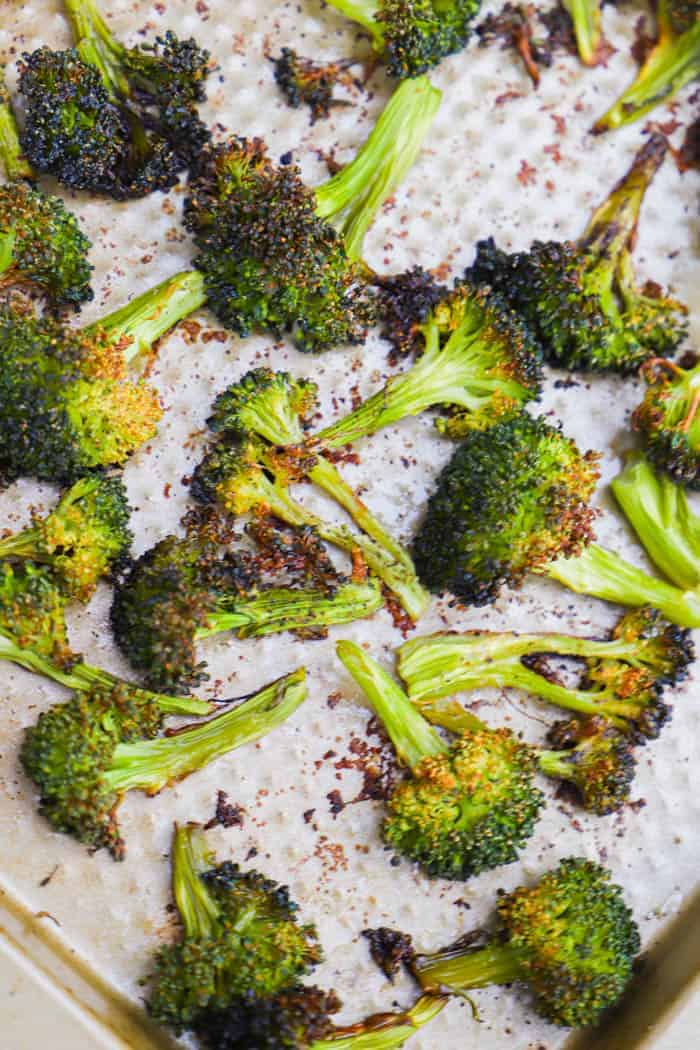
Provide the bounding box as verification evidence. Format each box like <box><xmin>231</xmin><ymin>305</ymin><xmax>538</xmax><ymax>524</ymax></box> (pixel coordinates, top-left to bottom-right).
<box><xmin>413</xmin><ymin>856</ymin><xmax>640</xmax><ymax>1027</ymax></box>
<box><xmin>412</xmin><ymin>412</ymin><xmax>599</xmax><ymax>604</ymax></box>
<box><xmin>323</xmin><ymin>0</ymin><xmax>480</xmax><ymax>78</ymax></box>
<box><xmin>466</xmin><ymin>134</ymin><xmax>687</xmax><ymax>372</ymax></box>
<box><xmin>0</xmin><ymin>270</ymin><xmax>206</xmax><ymax>485</ymax></box>
<box><xmin>632</xmin><ymin>356</ymin><xmax>700</xmax><ymax>488</ymax></box>
<box><xmin>0</xmin><ymin>475</ymin><xmax>132</xmax><ymax>600</ymax></box>
<box><xmin>337</xmin><ymin>641</ymin><xmax>545</xmax><ymax>879</ymax></box>
<box><xmin>594</xmin><ymin>0</ymin><xmax>700</xmax><ymax>131</ymax></box>
<box><xmin>21</xmin><ymin>669</ymin><xmax>307</xmax><ymax>859</ymax></box>
<box><xmin>18</xmin><ymin>0</ymin><xmax>210</xmax><ymax>198</ymax></box>
<box><xmin>184</xmin><ymin>77</ymin><xmax>441</xmax><ymax>352</ymax></box>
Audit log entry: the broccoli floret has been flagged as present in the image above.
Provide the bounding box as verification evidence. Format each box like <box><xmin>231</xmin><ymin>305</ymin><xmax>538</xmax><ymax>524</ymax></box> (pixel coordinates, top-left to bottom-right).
<box><xmin>18</xmin><ymin>0</ymin><xmax>210</xmax><ymax>198</ymax></box>
<box><xmin>0</xmin><ymin>270</ymin><xmax>206</xmax><ymax>484</ymax></box>
<box><xmin>414</xmin><ymin>856</ymin><xmax>640</xmax><ymax>1027</ymax></box>
<box><xmin>184</xmin><ymin>76</ymin><xmax>441</xmax><ymax>352</ymax></box>
<box><xmin>337</xmin><ymin>641</ymin><xmax>545</xmax><ymax>879</ymax></box>
<box><xmin>111</xmin><ymin>534</ymin><xmax>383</xmax><ymax>693</ymax></box>
<box><xmin>412</xmin><ymin>412</ymin><xmax>599</xmax><ymax>604</ymax></box>
<box><xmin>466</xmin><ymin>134</ymin><xmax>687</xmax><ymax>372</ymax></box>
<box><xmin>594</xmin><ymin>0</ymin><xmax>700</xmax><ymax>131</ymax></box>
<box><xmin>374</xmin><ymin>266</ymin><xmax>449</xmax><ymax>360</ymax></box>
<box><xmin>538</xmin><ymin>717</ymin><xmax>637</xmax><ymax>815</ymax></box>
<box><xmin>612</xmin><ymin>453</ymin><xmax>700</xmax><ymax>590</ymax></box>
<box><xmin>21</xmin><ymin>669</ymin><xmax>307</xmax><ymax>859</ymax></box>
<box><xmin>561</xmin><ymin>0</ymin><xmax>603</xmax><ymax>65</ymax></box>
<box><xmin>0</xmin><ymin>475</ymin><xmax>132</xmax><ymax>600</ymax></box>
<box><xmin>632</xmin><ymin>356</ymin><xmax>700</xmax><ymax>488</ymax></box>
<box><xmin>272</xmin><ymin>48</ymin><xmax>355</xmax><ymax>123</ymax></box>
<box><xmin>324</xmin><ymin>0</ymin><xmax>480</xmax><ymax>78</ymax></box>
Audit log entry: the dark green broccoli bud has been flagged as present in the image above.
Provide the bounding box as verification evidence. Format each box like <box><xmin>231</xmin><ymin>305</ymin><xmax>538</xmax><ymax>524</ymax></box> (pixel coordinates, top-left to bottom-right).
<box><xmin>466</xmin><ymin>134</ymin><xmax>687</xmax><ymax>373</ymax></box>
<box><xmin>561</xmin><ymin>0</ymin><xmax>603</xmax><ymax>65</ymax></box>
<box><xmin>594</xmin><ymin>0</ymin><xmax>700</xmax><ymax>131</ymax></box>
<box><xmin>0</xmin><ymin>475</ymin><xmax>132</xmax><ymax>601</ymax></box>
<box><xmin>21</xmin><ymin>669</ymin><xmax>307</xmax><ymax>859</ymax></box>
<box><xmin>272</xmin><ymin>48</ymin><xmax>355</xmax><ymax>123</ymax></box>
<box><xmin>538</xmin><ymin>717</ymin><xmax>637</xmax><ymax>815</ymax></box>
<box><xmin>411</xmin><ymin>413</ymin><xmax>599</xmax><ymax>604</ymax></box>
<box><xmin>612</xmin><ymin>453</ymin><xmax>700</xmax><ymax>590</ymax></box>
<box><xmin>147</xmin><ymin>823</ymin><xmax>322</xmax><ymax>1030</ymax></box>
<box><xmin>310</xmin><ymin>285</ymin><xmax>542</xmax><ymax>451</ymax></box>
<box><xmin>414</xmin><ymin>856</ymin><xmax>640</xmax><ymax>1027</ymax></box>
<box><xmin>111</xmin><ymin>534</ymin><xmax>383</xmax><ymax>693</ymax></box>
<box><xmin>632</xmin><ymin>356</ymin><xmax>700</xmax><ymax>488</ymax></box>
<box><xmin>18</xmin><ymin>0</ymin><xmax>210</xmax><ymax>198</ymax></box>
<box><xmin>0</xmin><ymin>269</ymin><xmax>206</xmax><ymax>485</ymax></box>
<box><xmin>374</xmin><ymin>266</ymin><xmax>449</xmax><ymax>361</ymax></box>
<box><xmin>324</xmin><ymin>0</ymin><xmax>480</xmax><ymax>78</ymax></box>
<box><xmin>184</xmin><ymin>77</ymin><xmax>440</xmax><ymax>352</ymax></box>
<box><xmin>337</xmin><ymin>641</ymin><xmax>545</xmax><ymax>880</ymax></box>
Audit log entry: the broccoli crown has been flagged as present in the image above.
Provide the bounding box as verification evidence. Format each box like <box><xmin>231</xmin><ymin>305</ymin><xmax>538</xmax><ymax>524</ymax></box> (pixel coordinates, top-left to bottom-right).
<box><xmin>193</xmin><ymin>985</ymin><xmax>340</xmax><ymax>1050</ymax></box>
<box><xmin>542</xmin><ymin>717</ymin><xmax>637</xmax><ymax>815</ymax></box>
<box><xmin>497</xmin><ymin>856</ymin><xmax>640</xmax><ymax>1026</ymax></box>
<box><xmin>374</xmin><ymin>0</ymin><xmax>480</xmax><ymax>78</ymax></box>
<box><xmin>272</xmin><ymin>48</ymin><xmax>353</xmax><ymax>124</ymax></box>
<box><xmin>375</xmin><ymin>266</ymin><xmax>449</xmax><ymax>360</ymax></box>
<box><xmin>385</xmin><ymin>726</ymin><xmax>544</xmax><ymax>880</ymax></box>
<box><xmin>148</xmin><ymin>863</ymin><xmax>323</xmax><ymax>1031</ymax></box>
<box><xmin>20</xmin><ymin>683</ymin><xmax>163</xmax><ymax>860</ymax></box>
<box><xmin>412</xmin><ymin>412</ymin><xmax>599</xmax><ymax>604</ymax></box>
<box><xmin>184</xmin><ymin>137</ymin><xmax>375</xmax><ymax>353</ymax></box>
<box><xmin>632</xmin><ymin>357</ymin><xmax>700</xmax><ymax>489</ymax></box>
<box><xmin>0</xmin><ymin>180</ymin><xmax>93</xmax><ymax>310</ymax></box>
<box><xmin>0</xmin><ymin>561</ymin><xmax>74</xmax><ymax>667</ymax></box>
<box><xmin>207</xmin><ymin>368</ymin><xmax>318</xmax><ymax>445</ymax></box>
<box><xmin>0</xmin><ymin>308</ymin><xmax>162</xmax><ymax>484</ymax></box>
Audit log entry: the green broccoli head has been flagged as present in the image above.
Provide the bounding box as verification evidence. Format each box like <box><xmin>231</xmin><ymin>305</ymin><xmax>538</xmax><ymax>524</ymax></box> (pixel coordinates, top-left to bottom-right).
<box><xmin>193</xmin><ymin>985</ymin><xmax>340</xmax><ymax>1050</ymax></box>
<box><xmin>0</xmin><ymin>561</ymin><xmax>74</xmax><ymax>667</ymax></box>
<box><xmin>207</xmin><ymin>368</ymin><xmax>319</xmax><ymax>446</ymax></box>
<box><xmin>539</xmin><ymin>717</ymin><xmax>637</xmax><ymax>815</ymax></box>
<box><xmin>412</xmin><ymin>412</ymin><xmax>600</xmax><ymax>604</ymax></box>
<box><xmin>632</xmin><ymin>356</ymin><xmax>700</xmax><ymax>488</ymax></box>
<box><xmin>272</xmin><ymin>48</ymin><xmax>354</xmax><ymax>124</ymax></box>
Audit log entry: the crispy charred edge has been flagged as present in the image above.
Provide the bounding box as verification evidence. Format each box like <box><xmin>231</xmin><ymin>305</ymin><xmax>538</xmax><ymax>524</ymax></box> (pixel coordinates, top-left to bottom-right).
<box><xmin>545</xmin><ymin>716</ymin><xmax>637</xmax><ymax>815</ymax></box>
<box><xmin>362</xmin><ymin>927</ymin><xmax>417</xmax><ymax>982</ymax></box>
<box><xmin>374</xmin><ymin>266</ymin><xmax>449</xmax><ymax>361</ymax></box>
<box><xmin>271</xmin><ymin>47</ymin><xmax>355</xmax><ymax>124</ymax></box>
<box><xmin>193</xmin><ymin>985</ymin><xmax>340</xmax><ymax>1049</ymax></box>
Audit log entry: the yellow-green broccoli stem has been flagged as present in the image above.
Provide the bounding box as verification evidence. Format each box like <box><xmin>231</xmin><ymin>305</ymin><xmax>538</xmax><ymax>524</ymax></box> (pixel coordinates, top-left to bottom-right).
<box><xmin>562</xmin><ymin>0</ymin><xmax>603</xmax><ymax>65</ymax></box>
<box><xmin>314</xmin><ymin>76</ymin><xmax>441</xmax><ymax>259</ymax></box>
<box><xmin>311</xmin><ymin>995</ymin><xmax>448</xmax><ymax>1049</ymax></box>
<box><xmin>63</xmin><ymin>0</ymin><xmax>129</xmax><ymax>97</ymax></box>
<box><xmin>171</xmin><ymin>823</ymin><xmax>223</xmax><ymax>938</ymax></box>
<box><xmin>415</xmin><ymin>941</ymin><xmax>527</xmax><ymax>990</ymax></box>
<box><xmin>0</xmin><ymin>73</ymin><xmax>33</xmax><ymax>180</ymax></box>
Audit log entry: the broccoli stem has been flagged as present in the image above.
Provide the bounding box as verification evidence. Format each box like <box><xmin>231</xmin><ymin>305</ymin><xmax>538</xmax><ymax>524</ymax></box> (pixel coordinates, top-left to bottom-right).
<box><xmin>311</xmin><ymin>995</ymin><xmax>448</xmax><ymax>1050</ymax></box>
<box><xmin>545</xmin><ymin>543</ymin><xmax>700</xmax><ymax>627</ymax></box>
<box><xmin>63</xmin><ymin>0</ymin><xmax>129</xmax><ymax>97</ymax></box>
<box><xmin>336</xmin><ymin>640</ymin><xmax>446</xmax><ymax>769</ymax></box>
<box><xmin>0</xmin><ymin>75</ymin><xmax>33</xmax><ymax>181</ymax></box>
<box><xmin>102</xmin><ymin>668</ymin><xmax>307</xmax><ymax>793</ymax></box>
<box><xmin>414</xmin><ymin>941</ymin><xmax>527</xmax><ymax>992</ymax></box>
<box><xmin>85</xmin><ymin>270</ymin><xmax>207</xmax><ymax>364</ymax></box>
<box><xmin>321</xmin><ymin>0</ymin><xmax>385</xmax><ymax>51</ymax></box>
<box><xmin>562</xmin><ymin>0</ymin><xmax>601</xmax><ymax>65</ymax></box>
<box><xmin>314</xmin><ymin>76</ymin><xmax>441</xmax><ymax>260</ymax></box>
<box><xmin>612</xmin><ymin>454</ymin><xmax>700</xmax><ymax>591</ymax></box>
<box><xmin>171</xmin><ymin>824</ymin><xmax>221</xmax><ymax>939</ymax></box>
<box><xmin>537</xmin><ymin>749</ymin><xmax>582</xmax><ymax>781</ymax></box>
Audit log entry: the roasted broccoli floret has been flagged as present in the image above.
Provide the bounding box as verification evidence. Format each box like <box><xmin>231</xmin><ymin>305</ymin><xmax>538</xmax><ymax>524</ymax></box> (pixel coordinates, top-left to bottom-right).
<box><xmin>412</xmin><ymin>412</ymin><xmax>599</xmax><ymax>604</ymax></box>
<box><xmin>374</xmin><ymin>266</ymin><xmax>449</xmax><ymax>360</ymax></box>
<box><xmin>323</xmin><ymin>0</ymin><xmax>480</xmax><ymax>78</ymax></box>
<box><xmin>272</xmin><ymin>48</ymin><xmax>355</xmax><ymax>123</ymax></box>
<box><xmin>0</xmin><ymin>269</ymin><xmax>206</xmax><ymax>485</ymax></box>
<box><xmin>21</xmin><ymin>669</ymin><xmax>307</xmax><ymax>858</ymax></box>
<box><xmin>413</xmin><ymin>856</ymin><xmax>640</xmax><ymax>1027</ymax></box>
<box><xmin>337</xmin><ymin>641</ymin><xmax>545</xmax><ymax>879</ymax></box>
<box><xmin>537</xmin><ymin>717</ymin><xmax>637</xmax><ymax>815</ymax></box>
<box><xmin>111</xmin><ymin>534</ymin><xmax>383</xmax><ymax>693</ymax></box>
<box><xmin>184</xmin><ymin>77</ymin><xmax>441</xmax><ymax>352</ymax></box>
<box><xmin>18</xmin><ymin>0</ymin><xmax>210</xmax><ymax>198</ymax></box>
<box><xmin>632</xmin><ymin>356</ymin><xmax>700</xmax><ymax>488</ymax></box>
<box><xmin>594</xmin><ymin>0</ymin><xmax>700</xmax><ymax>131</ymax></box>
<box><xmin>0</xmin><ymin>475</ymin><xmax>131</xmax><ymax>600</ymax></box>
<box><xmin>561</xmin><ymin>0</ymin><xmax>604</xmax><ymax>65</ymax></box>
<box><xmin>612</xmin><ymin>453</ymin><xmax>700</xmax><ymax>590</ymax></box>
<box><xmin>467</xmin><ymin>134</ymin><xmax>687</xmax><ymax>372</ymax></box>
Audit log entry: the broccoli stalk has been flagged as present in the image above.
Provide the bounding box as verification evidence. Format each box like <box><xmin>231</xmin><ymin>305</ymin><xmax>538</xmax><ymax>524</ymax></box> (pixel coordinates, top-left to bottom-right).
<box><xmin>309</xmin><ymin>996</ymin><xmax>448</xmax><ymax>1049</ymax></box>
<box><xmin>632</xmin><ymin>356</ymin><xmax>700</xmax><ymax>488</ymax></box>
<box><xmin>562</xmin><ymin>0</ymin><xmax>603</xmax><ymax>65</ymax></box>
<box><xmin>594</xmin><ymin>0</ymin><xmax>700</xmax><ymax>132</ymax></box>
<box><xmin>0</xmin><ymin>73</ymin><xmax>33</xmax><ymax>180</ymax></box>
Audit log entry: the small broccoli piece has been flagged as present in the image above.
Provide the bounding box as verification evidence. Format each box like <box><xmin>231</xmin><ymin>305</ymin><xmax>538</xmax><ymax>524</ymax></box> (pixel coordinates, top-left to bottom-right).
<box><xmin>272</xmin><ymin>48</ymin><xmax>355</xmax><ymax>123</ymax></box>
<box><xmin>632</xmin><ymin>356</ymin><xmax>700</xmax><ymax>488</ymax></box>
<box><xmin>0</xmin><ymin>475</ymin><xmax>132</xmax><ymax>600</ymax></box>
<box><xmin>414</xmin><ymin>856</ymin><xmax>640</xmax><ymax>1026</ymax></box>
<box><xmin>0</xmin><ymin>269</ymin><xmax>206</xmax><ymax>485</ymax></box>
<box><xmin>466</xmin><ymin>134</ymin><xmax>687</xmax><ymax>372</ymax></box>
<box><xmin>412</xmin><ymin>412</ymin><xmax>599</xmax><ymax>604</ymax></box>
<box><xmin>21</xmin><ymin>669</ymin><xmax>307</xmax><ymax>858</ymax></box>
<box><xmin>111</xmin><ymin>534</ymin><xmax>383</xmax><ymax>693</ymax></box>
<box><xmin>324</xmin><ymin>0</ymin><xmax>480</xmax><ymax>78</ymax></box>
<box><xmin>538</xmin><ymin>717</ymin><xmax>637</xmax><ymax>815</ymax></box>
<box><xmin>184</xmin><ymin>76</ymin><xmax>441</xmax><ymax>352</ymax></box>
<box><xmin>476</xmin><ymin>3</ymin><xmax>551</xmax><ymax>88</ymax></box>
<box><xmin>374</xmin><ymin>266</ymin><xmax>449</xmax><ymax>360</ymax></box>
<box><xmin>18</xmin><ymin>0</ymin><xmax>210</xmax><ymax>198</ymax></box>
<box><xmin>337</xmin><ymin>641</ymin><xmax>545</xmax><ymax>879</ymax></box>
<box><xmin>612</xmin><ymin>453</ymin><xmax>700</xmax><ymax>590</ymax></box>
<box><xmin>594</xmin><ymin>0</ymin><xmax>700</xmax><ymax>131</ymax></box>
<box><xmin>561</xmin><ymin>0</ymin><xmax>603</xmax><ymax>65</ymax></box>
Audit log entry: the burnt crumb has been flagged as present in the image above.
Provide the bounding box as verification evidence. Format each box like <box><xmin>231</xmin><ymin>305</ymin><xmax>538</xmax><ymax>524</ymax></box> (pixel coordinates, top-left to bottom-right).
<box><xmin>627</xmin><ymin>797</ymin><xmax>647</xmax><ymax>813</ymax></box>
<box><xmin>677</xmin><ymin>114</ymin><xmax>700</xmax><ymax>172</ymax></box>
<box><xmin>362</xmin><ymin>927</ymin><xmax>416</xmax><ymax>982</ymax></box>
<box><xmin>39</xmin><ymin>864</ymin><xmax>60</xmax><ymax>887</ymax></box>
<box><xmin>540</xmin><ymin>4</ymin><xmax>577</xmax><ymax>55</ymax></box>
<box><xmin>205</xmin><ymin>790</ymin><xmax>246</xmax><ymax>830</ymax></box>
<box><xmin>631</xmin><ymin>14</ymin><xmax>655</xmax><ymax>66</ymax></box>
<box><xmin>327</xmin><ymin>789</ymin><xmax>346</xmax><ymax>817</ymax></box>
<box><xmin>477</xmin><ymin>3</ymin><xmax>552</xmax><ymax>87</ymax></box>
<box><xmin>329</xmin><ymin>731</ymin><xmax>399</xmax><ymax>807</ymax></box>
<box><xmin>245</xmin><ymin>847</ymin><xmax>259</xmax><ymax>861</ymax></box>
<box><xmin>454</xmin><ymin>898</ymin><xmax>472</xmax><ymax>909</ymax></box>
<box><xmin>326</xmin><ymin>691</ymin><xmax>343</xmax><ymax>709</ymax></box>
<box><xmin>553</xmin><ymin>376</ymin><xmax>580</xmax><ymax>388</ymax></box>
<box><xmin>303</xmin><ymin>808</ymin><xmax>316</xmax><ymax>824</ymax></box>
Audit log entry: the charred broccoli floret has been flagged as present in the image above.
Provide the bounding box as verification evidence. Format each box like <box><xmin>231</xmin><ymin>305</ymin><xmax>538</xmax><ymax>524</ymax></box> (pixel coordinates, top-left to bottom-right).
<box><xmin>272</xmin><ymin>48</ymin><xmax>355</xmax><ymax>123</ymax></box>
<box><xmin>594</xmin><ymin>0</ymin><xmax>700</xmax><ymax>131</ymax></box>
<box><xmin>632</xmin><ymin>356</ymin><xmax>700</xmax><ymax>488</ymax></box>
<box><xmin>0</xmin><ymin>270</ymin><xmax>206</xmax><ymax>484</ymax></box>
<box><xmin>0</xmin><ymin>475</ymin><xmax>132</xmax><ymax>600</ymax></box>
<box><xmin>21</xmin><ymin>669</ymin><xmax>307</xmax><ymax>859</ymax></box>
<box><xmin>184</xmin><ymin>77</ymin><xmax>441</xmax><ymax>352</ymax></box>
<box><xmin>466</xmin><ymin>134</ymin><xmax>687</xmax><ymax>372</ymax></box>
<box><xmin>374</xmin><ymin>266</ymin><xmax>449</xmax><ymax>360</ymax></box>
<box><xmin>323</xmin><ymin>0</ymin><xmax>480</xmax><ymax>78</ymax></box>
<box><xmin>414</xmin><ymin>856</ymin><xmax>640</xmax><ymax>1027</ymax></box>
<box><xmin>337</xmin><ymin>641</ymin><xmax>545</xmax><ymax>879</ymax></box>
<box><xmin>412</xmin><ymin>412</ymin><xmax>599</xmax><ymax>604</ymax></box>
<box><xmin>18</xmin><ymin>0</ymin><xmax>210</xmax><ymax>198</ymax></box>
<box><xmin>538</xmin><ymin>717</ymin><xmax>637</xmax><ymax>815</ymax></box>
